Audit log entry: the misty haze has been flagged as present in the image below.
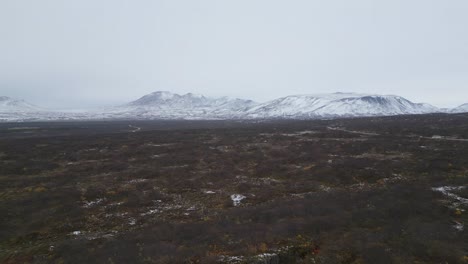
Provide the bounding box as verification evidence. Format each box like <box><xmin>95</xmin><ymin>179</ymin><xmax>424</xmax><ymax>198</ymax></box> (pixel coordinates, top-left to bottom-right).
<box><xmin>1</xmin><ymin>1</ymin><xmax>468</xmax><ymax>263</ymax></box>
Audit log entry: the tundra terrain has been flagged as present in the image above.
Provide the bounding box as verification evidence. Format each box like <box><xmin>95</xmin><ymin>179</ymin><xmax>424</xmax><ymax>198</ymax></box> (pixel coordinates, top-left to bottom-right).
<box><xmin>1</xmin><ymin>114</ymin><xmax>468</xmax><ymax>263</ymax></box>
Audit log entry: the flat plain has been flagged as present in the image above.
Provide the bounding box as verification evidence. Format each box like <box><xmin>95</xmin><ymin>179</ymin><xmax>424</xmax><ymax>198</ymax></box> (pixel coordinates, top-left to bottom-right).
<box><xmin>1</xmin><ymin>114</ymin><xmax>468</xmax><ymax>263</ymax></box>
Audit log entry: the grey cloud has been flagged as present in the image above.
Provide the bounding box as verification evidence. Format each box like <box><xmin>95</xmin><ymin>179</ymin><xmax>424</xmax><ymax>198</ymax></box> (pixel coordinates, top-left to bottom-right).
<box><xmin>1</xmin><ymin>0</ymin><xmax>467</xmax><ymax>109</ymax></box>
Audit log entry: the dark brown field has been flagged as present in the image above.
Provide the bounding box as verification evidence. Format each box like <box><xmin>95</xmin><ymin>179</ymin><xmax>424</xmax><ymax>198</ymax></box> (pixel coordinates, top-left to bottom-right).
<box><xmin>1</xmin><ymin>114</ymin><xmax>468</xmax><ymax>263</ymax></box>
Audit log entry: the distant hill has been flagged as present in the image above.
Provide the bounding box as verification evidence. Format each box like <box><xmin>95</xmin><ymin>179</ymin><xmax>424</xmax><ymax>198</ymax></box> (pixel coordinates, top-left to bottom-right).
<box><xmin>244</xmin><ymin>93</ymin><xmax>439</xmax><ymax>118</ymax></box>
<box><xmin>0</xmin><ymin>96</ymin><xmax>42</xmax><ymax>113</ymax></box>
<box><xmin>451</xmin><ymin>103</ymin><xmax>468</xmax><ymax>113</ymax></box>
<box><xmin>0</xmin><ymin>91</ymin><xmax>460</xmax><ymax>122</ymax></box>
<box><xmin>106</xmin><ymin>91</ymin><xmax>257</xmax><ymax>119</ymax></box>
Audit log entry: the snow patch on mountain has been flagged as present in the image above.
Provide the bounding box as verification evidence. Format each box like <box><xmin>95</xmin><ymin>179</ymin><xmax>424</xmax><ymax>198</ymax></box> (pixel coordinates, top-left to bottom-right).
<box><xmin>451</xmin><ymin>103</ymin><xmax>468</xmax><ymax>113</ymax></box>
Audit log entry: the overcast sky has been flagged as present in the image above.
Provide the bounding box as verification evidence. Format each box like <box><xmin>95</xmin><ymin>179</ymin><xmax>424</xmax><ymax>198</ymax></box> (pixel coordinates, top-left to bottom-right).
<box><xmin>1</xmin><ymin>0</ymin><xmax>467</xmax><ymax>109</ymax></box>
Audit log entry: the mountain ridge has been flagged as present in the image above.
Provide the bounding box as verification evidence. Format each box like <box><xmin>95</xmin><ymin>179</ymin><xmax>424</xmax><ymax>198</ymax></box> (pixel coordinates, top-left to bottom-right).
<box><xmin>451</xmin><ymin>103</ymin><xmax>468</xmax><ymax>113</ymax></box>
<box><xmin>107</xmin><ymin>91</ymin><xmax>257</xmax><ymax>119</ymax></box>
<box><xmin>245</xmin><ymin>93</ymin><xmax>439</xmax><ymax>118</ymax></box>
<box><xmin>0</xmin><ymin>91</ymin><xmax>464</xmax><ymax>122</ymax></box>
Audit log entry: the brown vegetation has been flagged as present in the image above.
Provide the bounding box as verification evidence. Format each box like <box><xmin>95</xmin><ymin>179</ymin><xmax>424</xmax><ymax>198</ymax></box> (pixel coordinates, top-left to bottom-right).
<box><xmin>1</xmin><ymin>114</ymin><xmax>468</xmax><ymax>263</ymax></box>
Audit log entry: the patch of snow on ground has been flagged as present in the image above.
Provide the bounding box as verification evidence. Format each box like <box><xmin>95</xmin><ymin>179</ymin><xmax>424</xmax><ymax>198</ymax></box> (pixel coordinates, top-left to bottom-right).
<box><xmin>128</xmin><ymin>125</ymin><xmax>141</xmax><ymax>132</ymax></box>
<box><xmin>281</xmin><ymin>130</ymin><xmax>318</xmax><ymax>137</ymax></box>
<box><xmin>453</xmin><ymin>221</ymin><xmax>464</xmax><ymax>231</ymax></box>
<box><xmin>82</xmin><ymin>198</ymin><xmax>105</xmax><ymax>208</ymax></box>
<box><xmin>140</xmin><ymin>209</ymin><xmax>159</xmax><ymax>216</ymax></box>
<box><xmin>151</xmin><ymin>154</ymin><xmax>167</xmax><ymax>158</ymax></box>
<box><xmin>186</xmin><ymin>206</ymin><xmax>196</xmax><ymax>211</ymax></box>
<box><xmin>327</xmin><ymin>126</ymin><xmax>380</xmax><ymax>136</ymax></box>
<box><xmin>231</xmin><ymin>194</ymin><xmax>246</xmax><ymax>206</ymax></box>
<box><xmin>218</xmin><ymin>255</ymin><xmax>244</xmax><ymax>263</ymax></box>
<box><xmin>128</xmin><ymin>179</ymin><xmax>149</xmax><ymax>184</ymax></box>
<box><xmin>432</xmin><ymin>186</ymin><xmax>468</xmax><ymax>206</ymax></box>
<box><xmin>255</xmin><ymin>252</ymin><xmax>279</xmax><ymax>262</ymax></box>
<box><xmin>421</xmin><ymin>135</ymin><xmax>468</xmax><ymax>142</ymax></box>
<box><xmin>146</xmin><ymin>143</ymin><xmax>176</xmax><ymax>147</ymax></box>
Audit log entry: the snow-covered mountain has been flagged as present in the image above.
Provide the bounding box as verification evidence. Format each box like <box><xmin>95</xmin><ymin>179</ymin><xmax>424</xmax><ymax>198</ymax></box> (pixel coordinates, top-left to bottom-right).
<box><xmin>0</xmin><ymin>91</ymin><xmax>457</xmax><ymax>122</ymax></box>
<box><xmin>0</xmin><ymin>96</ymin><xmax>88</xmax><ymax>122</ymax></box>
<box><xmin>106</xmin><ymin>91</ymin><xmax>257</xmax><ymax>119</ymax></box>
<box><xmin>451</xmin><ymin>103</ymin><xmax>468</xmax><ymax>113</ymax></box>
<box><xmin>0</xmin><ymin>96</ymin><xmax>42</xmax><ymax>112</ymax></box>
<box><xmin>245</xmin><ymin>93</ymin><xmax>439</xmax><ymax>118</ymax></box>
